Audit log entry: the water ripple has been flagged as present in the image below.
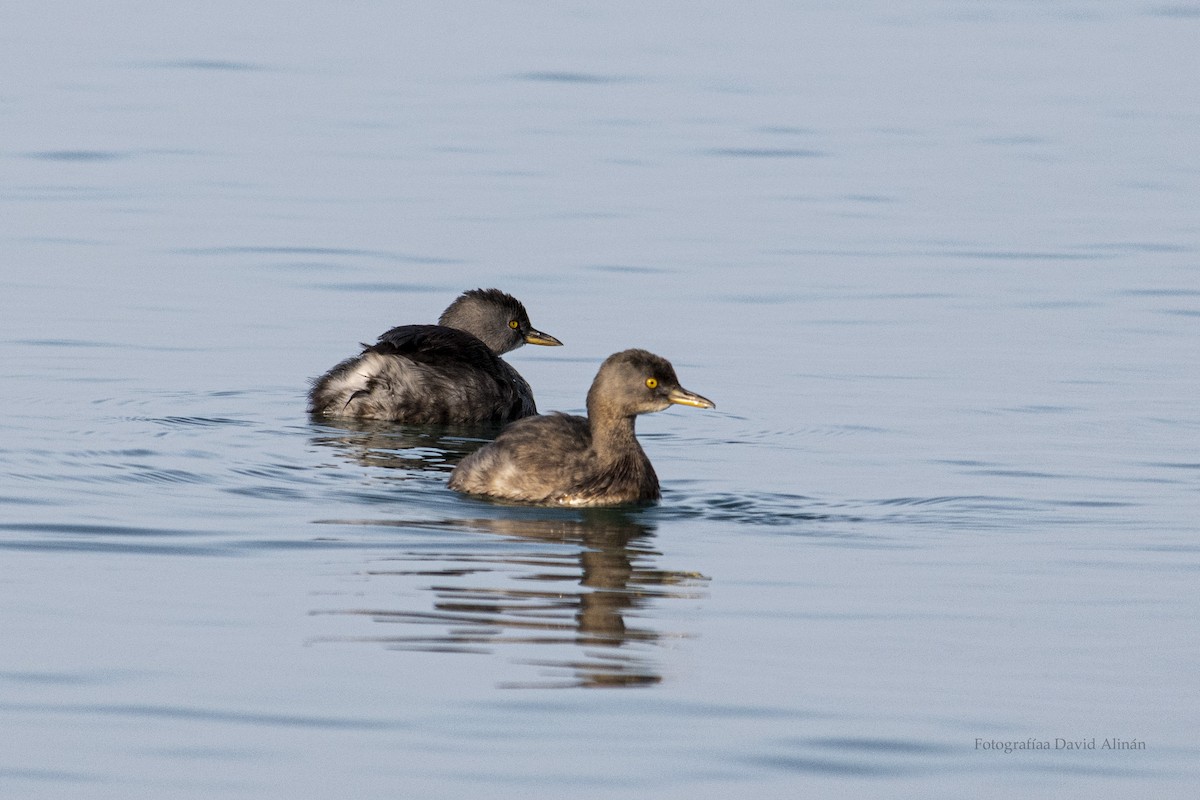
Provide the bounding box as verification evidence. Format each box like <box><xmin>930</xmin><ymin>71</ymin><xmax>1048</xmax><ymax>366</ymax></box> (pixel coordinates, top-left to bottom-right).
<box><xmin>1148</xmin><ymin>4</ymin><xmax>1200</xmax><ymax>18</ymax></box>
<box><xmin>706</xmin><ymin>147</ymin><xmax>828</xmax><ymax>159</ymax></box>
<box><xmin>515</xmin><ymin>71</ymin><xmax>634</xmax><ymax>84</ymax></box>
<box><xmin>140</xmin><ymin>59</ymin><xmax>267</xmax><ymax>71</ymax></box>
<box><xmin>0</xmin><ymin>522</ymin><xmax>209</xmax><ymax>539</ymax></box>
<box><xmin>175</xmin><ymin>246</ymin><xmax>459</xmax><ymax>265</ymax></box>
<box><xmin>22</xmin><ymin>150</ymin><xmax>127</xmax><ymax>162</ymax></box>
<box><xmin>0</xmin><ymin>522</ymin><xmax>227</xmax><ymax>556</ymax></box>
<box><xmin>0</xmin><ymin>767</ymin><xmax>98</xmax><ymax>784</ymax></box>
<box><xmin>0</xmin><ymin>702</ymin><xmax>403</xmax><ymax>731</ymax></box>
<box><xmin>140</xmin><ymin>415</ymin><xmax>256</xmax><ymax>429</ymax></box>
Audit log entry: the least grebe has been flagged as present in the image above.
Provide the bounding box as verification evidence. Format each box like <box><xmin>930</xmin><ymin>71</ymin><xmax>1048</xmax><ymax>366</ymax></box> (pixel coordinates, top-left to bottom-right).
<box><xmin>308</xmin><ymin>288</ymin><xmax>562</xmax><ymax>424</ymax></box>
<box><xmin>448</xmin><ymin>349</ymin><xmax>714</xmax><ymax>506</ymax></box>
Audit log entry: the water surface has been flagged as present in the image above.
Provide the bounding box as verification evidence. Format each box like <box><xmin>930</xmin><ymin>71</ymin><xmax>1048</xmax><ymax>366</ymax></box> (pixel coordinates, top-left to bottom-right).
<box><xmin>2</xmin><ymin>2</ymin><xmax>1198</xmax><ymax>798</ymax></box>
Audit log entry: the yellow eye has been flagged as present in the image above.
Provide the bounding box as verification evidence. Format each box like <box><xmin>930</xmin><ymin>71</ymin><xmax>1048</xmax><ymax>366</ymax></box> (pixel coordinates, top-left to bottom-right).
<box><xmin>645</xmin><ymin>377</ymin><xmax>658</xmax><ymax>389</ymax></box>
<box><xmin>509</xmin><ymin>320</ymin><xmax>520</xmax><ymax>329</ymax></box>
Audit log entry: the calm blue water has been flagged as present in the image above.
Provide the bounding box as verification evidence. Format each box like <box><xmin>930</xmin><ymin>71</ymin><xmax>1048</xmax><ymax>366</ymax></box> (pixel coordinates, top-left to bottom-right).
<box><xmin>3</xmin><ymin>2</ymin><xmax>1198</xmax><ymax>797</ymax></box>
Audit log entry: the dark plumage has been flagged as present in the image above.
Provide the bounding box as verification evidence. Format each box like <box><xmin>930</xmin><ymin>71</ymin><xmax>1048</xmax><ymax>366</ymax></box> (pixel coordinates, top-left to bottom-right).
<box><xmin>308</xmin><ymin>288</ymin><xmax>562</xmax><ymax>424</ymax></box>
<box><xmin>449</xmin><ymin>349</ymin><xmax>714</xmax><ymax>506</ymax></box>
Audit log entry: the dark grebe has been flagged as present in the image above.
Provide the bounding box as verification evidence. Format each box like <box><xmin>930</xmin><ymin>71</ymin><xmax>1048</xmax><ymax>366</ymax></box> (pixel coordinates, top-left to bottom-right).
<box><xmin>308</xmin><ymin>288</ymin><xmax>561</xmax><ymax>424</ymax></box>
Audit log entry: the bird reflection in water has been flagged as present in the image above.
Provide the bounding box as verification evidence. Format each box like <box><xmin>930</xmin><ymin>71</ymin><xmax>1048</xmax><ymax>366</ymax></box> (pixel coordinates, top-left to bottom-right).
<box><xmin>309</xmin><ymin>416</ymin><xmax>495</xmax><ymax>474</ymax></box>
<box><xmin>317</xmin><ymin>511</ymin><xmax>708</xmax><ymax>689</ymax></box>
